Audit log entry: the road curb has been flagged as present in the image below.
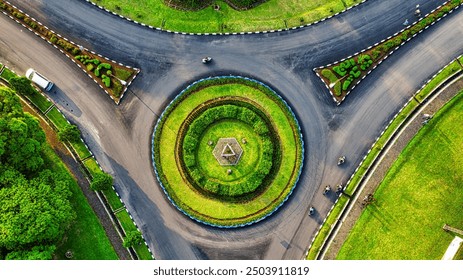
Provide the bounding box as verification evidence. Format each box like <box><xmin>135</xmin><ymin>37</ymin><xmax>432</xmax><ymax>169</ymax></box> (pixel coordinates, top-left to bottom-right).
<box><xmin>83</xmin><ymin>0</ymin><xmax>369</xmax><ymax>36</ymax></box>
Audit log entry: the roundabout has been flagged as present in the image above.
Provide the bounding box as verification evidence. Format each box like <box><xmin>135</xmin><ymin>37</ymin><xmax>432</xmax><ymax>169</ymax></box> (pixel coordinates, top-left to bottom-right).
<box><xmin>152</xmin><ymin>76</ymin><xmax>304</xmax><ymax>227</ymax></box>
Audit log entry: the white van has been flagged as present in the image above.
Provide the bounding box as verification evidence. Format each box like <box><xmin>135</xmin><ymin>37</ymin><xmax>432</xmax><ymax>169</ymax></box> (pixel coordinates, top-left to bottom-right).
<box><xmin>25</xmin><ymin>68</ymin><xmax>54</xmax><ymax>91</ymax></box>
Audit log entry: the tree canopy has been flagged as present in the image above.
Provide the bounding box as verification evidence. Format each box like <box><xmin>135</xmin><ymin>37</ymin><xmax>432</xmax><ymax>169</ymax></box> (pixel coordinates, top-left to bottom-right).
<box><xmin>0</xmin><ymin>86</ymin><xmax>75</xmax><ymax>259</ymax></box>
<box><xmin>0</xmin><ymin>87</ymin><xmax>45</xmax><ymax>174</ymax></box>
<box><xmin>90</xmin><ymin>172</ymin><xmax>113</xmax><ymax>191</ymax></box>
<box><xmin>8</xmin><ymin>76</ymin><xmax>36</xmax><ymax>96</ymax></box>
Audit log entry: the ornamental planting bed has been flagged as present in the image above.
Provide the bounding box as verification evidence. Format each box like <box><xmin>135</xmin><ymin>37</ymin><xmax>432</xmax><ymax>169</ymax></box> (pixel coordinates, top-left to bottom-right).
<box><xmin>0</xmin><ymin>0</ymin><xmax>139</xmax><ymax>104</ymax></box>
<box><xmin>315</xmin><ymin>0</ymin><xmax>462</xmax><ymax>104</ymax></box>
<box><xmin>152</xmin><ymin>77</ymin><xmax>303</xmax><ymax>227</ymax></box>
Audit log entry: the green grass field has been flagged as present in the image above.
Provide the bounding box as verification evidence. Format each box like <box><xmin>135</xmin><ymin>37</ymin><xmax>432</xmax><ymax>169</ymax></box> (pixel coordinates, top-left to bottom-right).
<box><xmin>155</xmin><ymin>79</ymin><xmax>302</xmax><ymax>226</ymax></box>
<box><xmin>337</xmin><ymin>90</ymin><xmax>463</xmax><ymax>260</ymax></box>
<box><xmin>41</xmin><ymin>146</ymin><xmax>118</xmax><ymax>260</ymax></box>
<box><xmin>197</xmin><ymin>120</ymin><xmax>261</xmax><ymax>183</ymax></box>
<box><xmin>95</xmin><ymin>0</ymin><xmax>361</xmax><ymax>33</ymax></box>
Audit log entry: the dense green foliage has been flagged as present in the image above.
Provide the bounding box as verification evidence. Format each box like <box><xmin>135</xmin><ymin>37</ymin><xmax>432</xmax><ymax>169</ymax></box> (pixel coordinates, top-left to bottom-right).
<box><xmin>0</xmin><ymin>88</ymin><xmax>46</xmax><ymax>173</ymax></box>
<box><xmin>0</xmin><ymin>0</ymin><xmax>136</xmax><ymax>102</ymax></box>
<box><xmin>182</xmin><ymin>104</ymin><xmax>275</xmax><ymax>198</ymax></box>
<box><xmin>94</xmin><ymin>0</ymin><xmax>361</xmax><ymax>34</ymax></box>
<box><xmin>317</xmin><ymin>0</ymin><xmax>462</xmax><ymax>102</ymax></box>
<box><xmin>8</xmin><ymin>76</ymin><xmax>36</xmax><ymax>96</ymax></box>
<box><xmin>153</xmin><ymin>78</ymin><xmax>303</xmax><ymax>226</ymax></box>
<box><xmin>165</xmin><ymin>0</ymin><xmax>266</xmax><ymax>10</ymax></box>
<box><xmin>0</xmin><ymin>87</ymin><xmax>75</xmax><ymax>260</ymax></box>
<box><xmin>122</xmin><ymin>230</ymin><xmax>143</xmax><ymax>248</ymax></box>
<box><xmin>57</xmin><ymin>124</ymin><xmax>81</xmax><ymax>143</ymax></box>
<box><xmin>90</xmin><ymin>172</ymin><xmax>113</xmax><ymax>191</ymax></box>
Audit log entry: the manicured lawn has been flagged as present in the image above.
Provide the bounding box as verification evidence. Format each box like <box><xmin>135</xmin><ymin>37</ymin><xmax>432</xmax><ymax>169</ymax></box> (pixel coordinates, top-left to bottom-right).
<box><xmin>41</xmin><ymin>146</ymin><xmax>118</xmax><ymax>260</ymax></box>
<box><xmin>0</xmin><ymin>67</ymin><xmax>16</xmax><ymax>81</ymax></box>
<box><xmin>197</xmin><ymin>120</ymin><xmax>261</xmax><ymax>183</ymax></box>
<box><xmin>25</xmin><ymin>92</ymin><xmax>53</xmax><ymax>113</ymax></box>
<box><xmin>337</xmin><ymin>90</ymin><xmax>463</xmax><ymax>259</ymax></box>
<box><xmin>83</xmin><ymin>157</ymin><xmax>102</xmax><ymax>178</ymax></box>
<box><xmin>454</xmin><ymin>244</ymin><xmax>463</xmax><ymax>260</ymax></box>
<box><xmin>46</xmin><ymin>107</ymin><xmax>69</xmax><ymax>130</ymax></box>
<box><xmin>71</xmin><ymin>140</ymin><xmax>92</xmax><ymax>159</ymax></box>
<box><xmin>102</xmin><ymin>188</ymin><xmax>125</xmax><ymax>211</ymax></box>
<box><xmin>95</xmin><ymin>0</ymin><xmax>361</xmax><ymax>33</ymax></box>
<box><xmin>155</xmin><ymin>78</ymin><xmax>302</xmax><ymax>226</ymax></box>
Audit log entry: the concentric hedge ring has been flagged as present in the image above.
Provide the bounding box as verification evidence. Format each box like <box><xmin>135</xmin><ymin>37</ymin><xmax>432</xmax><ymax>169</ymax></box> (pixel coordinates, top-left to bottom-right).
<box><xmin>152</xmin><ymin>76</ymin><xmax>304</xmax><ymax>227</ymax></box>
<box><xmin>178</xmin><ymin>99</ymin><xmax>281</xmax><ymax>201</ymax></box>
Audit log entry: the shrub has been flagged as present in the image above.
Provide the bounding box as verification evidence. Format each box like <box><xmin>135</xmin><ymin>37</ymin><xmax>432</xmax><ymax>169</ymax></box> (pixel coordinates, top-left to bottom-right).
<box><xmin>371</xmin><ymin>49</ymin><xmax>381</xmax><ymax>61</ymax></box>
<box><xmin>9</xmin><ymin>76</ymin><xmax>36</xmax><ymax>95</ymax></box>
<box><xmin>342</xmin><ymin>80</ymin><xmax>351</xmax><ymax>91</ymax></box>
<box><xmin>333</xmin><ymin>82</ymin><xmax>342</xmax><ymax>96</ymax></box>
<box><xmin>90</xmin><ymin>172</ymin><xmax>113</xmax><ymax>191</ymax></box>
<box><xmin>71</xmin><ymin>47</ymin><xmax>81</xmax><ymax>56</ymax></box>
<box><xmin>99</xmin><ymin>63</ymin><xmax>112</xmax><ymax>70</ymax></box>
<box><xmin>57</xmin><ymin>124</ymin><xmax>81</xmax><ymax>143</ymax></box>
<box><xmin>321</xmin><ymin>69</ymin><xmax>338</xmax><ymax>82</ymax></box>
<box><xmin>122</xmin><ymin>230</ymin><xmax>143</xmax><ymax>248</ymax></box>
<box><xmin>50</xmin><ymin>35</ymin><xmax>58</xmax><ymax>44</ymax></box>
<box><xmin>28</xmin><ymin>21</ymin><xmax>38</xmax><ymax>29</ymax></box>
<box><xmin>333</xmin><ymin>66</ymin><xmax>346</xmax><ymax>77</ymax></box>
<box><xmin>13</xmin><ymin>11</ymin><xmax>24</xmax><ymax>19</ymax></box>
<box><xmin>102</xmin><ymin>75</ymin><xmax>111</xmax><ymax>87</ymax></box>
<box><xmin>112</xmin><ymin>80</ymin><xmax>123</xmax><ymax>98</ymax></box>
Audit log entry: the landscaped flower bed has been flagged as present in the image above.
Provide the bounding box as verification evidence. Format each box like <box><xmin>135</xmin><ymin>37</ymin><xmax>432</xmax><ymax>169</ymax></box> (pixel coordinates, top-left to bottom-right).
<box><xmin>152</xmin><ymin>76</ymin><xmax>304</xmax><ymax>227</ymax></box>
<box><xmin>0</xmin><ymin>0</ymin><xmax>139</xmax><ymax>104</ymax></box>
<box><xmin>315</xmin><ymin>0</ymin><xmax>462</xmax><ymax>104</ymax></box>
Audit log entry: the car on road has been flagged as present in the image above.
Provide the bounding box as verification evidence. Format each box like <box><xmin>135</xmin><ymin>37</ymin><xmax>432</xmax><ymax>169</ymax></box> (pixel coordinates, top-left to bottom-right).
<box><xmin>25</xmin><ymin>68</ymin><xmax>54</xmax><ymax>91</ymax></box>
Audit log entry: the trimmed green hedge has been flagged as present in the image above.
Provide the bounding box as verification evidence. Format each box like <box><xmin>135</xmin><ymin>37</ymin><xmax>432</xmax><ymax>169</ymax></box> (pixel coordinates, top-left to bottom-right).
<box><xmin>316</xmin><ymin>0</ymin><xmax>462</xmax><ymax>103</ymax></box>
<box><xmin>181</xmin><ymin>104</ymin><xmax>276</xmax><ymax>198</ymax></box>
<box><xmin>153</xmin><ymin>77</ymin><xmax>303</xmax><ymax>227</ymax></box>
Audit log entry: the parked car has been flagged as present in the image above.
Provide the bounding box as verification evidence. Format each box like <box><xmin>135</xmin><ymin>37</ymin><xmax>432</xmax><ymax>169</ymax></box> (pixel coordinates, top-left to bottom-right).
<box><xmin>25</xmin><ymin>68</ymin><xmax>54</xmax><ymax>91</ymax></box>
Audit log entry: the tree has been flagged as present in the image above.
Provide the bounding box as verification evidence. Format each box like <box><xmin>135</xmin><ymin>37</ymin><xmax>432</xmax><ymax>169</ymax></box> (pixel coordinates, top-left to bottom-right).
<box><xmin>0</xmin><ymin>87</ymin><xmax>45</xmax><ymax>174</ymax></box>
<box><xmin>122</xmin><ymin>231</ymin><xmax>143</xmax><ymax>248</ymax></box>
<box><xmin>8</xmin><ymin>76</ymin><xmax>36</xmax><ymax>96</ymax></box>
<box><xmin>57</xmin><ymin>124</ymin><xmax>81</xmax><ymax>143</ymax></box>
<box><xmin>5</xmin><ymin>245</ymin><xmax>56</xmax><ymax>260</ymax></box>
<box><xmin>0</xmin><ymin>168</ymin><xmax>75</xmax><ymax>252</ymax></box>
<box><xmin>0</xmin><ymin>87</ymin><xmax>23</xmax><ymax>118</ymax></box>
<box><xmin>90</xmin><ymin>172</ymin><xmax>113</xmax><ymax>191</ymax></box>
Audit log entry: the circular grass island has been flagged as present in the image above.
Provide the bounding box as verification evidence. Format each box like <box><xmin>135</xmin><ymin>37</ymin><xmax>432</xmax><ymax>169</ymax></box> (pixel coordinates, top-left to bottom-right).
<box><xmin>152</xmin><ymin>76</ymin><xmax>303</xmax><ymax>227</ymax></box>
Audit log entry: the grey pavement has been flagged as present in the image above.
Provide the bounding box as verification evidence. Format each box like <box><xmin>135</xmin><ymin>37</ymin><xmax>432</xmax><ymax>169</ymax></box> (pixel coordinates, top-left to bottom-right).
<box><xmin>0</xmin><ymin>0</ymin><xmax>461</xmax><ymax>259</ymax></box>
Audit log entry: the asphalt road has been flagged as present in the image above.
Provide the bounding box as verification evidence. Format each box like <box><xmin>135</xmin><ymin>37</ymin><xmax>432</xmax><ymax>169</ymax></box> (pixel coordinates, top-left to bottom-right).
<box><xmin>1</xmin><ymin>0</ymin><xmax>461</xmax><ymax>259</ymax></box>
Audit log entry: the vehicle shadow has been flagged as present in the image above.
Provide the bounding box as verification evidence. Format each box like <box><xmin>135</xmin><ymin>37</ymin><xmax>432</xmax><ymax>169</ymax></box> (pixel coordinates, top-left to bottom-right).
<box><xmin>48</xmin><ymin>86</ymin><xmax>82</xmax><ymax>118</ymax></box>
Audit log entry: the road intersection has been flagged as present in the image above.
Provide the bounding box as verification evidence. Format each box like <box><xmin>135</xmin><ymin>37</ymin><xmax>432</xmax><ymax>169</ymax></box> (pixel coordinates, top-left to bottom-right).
<box><xmin>0</xmin><ymin>0</ymin><xmax>461</xmax><ymax>259</ymax></box>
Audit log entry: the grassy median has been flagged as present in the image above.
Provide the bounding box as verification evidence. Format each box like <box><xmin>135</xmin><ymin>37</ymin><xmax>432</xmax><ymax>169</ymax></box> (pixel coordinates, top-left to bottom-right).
<box><xmin>94</xmin><ymin>0</ymin><xmax>361</xmax><ymax>33</ymax></box>
<box><xmin>337</xmin><ymin>89</ymin><xmax>463</xmax><ymax>259</ymax></box>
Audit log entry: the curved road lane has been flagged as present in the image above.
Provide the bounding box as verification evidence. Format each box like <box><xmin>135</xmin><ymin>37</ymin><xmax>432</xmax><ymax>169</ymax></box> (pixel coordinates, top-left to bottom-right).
<box><xmin>1</xmin><ymin>0</ymin><xmax>461</xmax><ymax>259</ymax></box>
